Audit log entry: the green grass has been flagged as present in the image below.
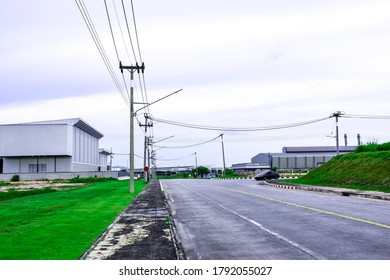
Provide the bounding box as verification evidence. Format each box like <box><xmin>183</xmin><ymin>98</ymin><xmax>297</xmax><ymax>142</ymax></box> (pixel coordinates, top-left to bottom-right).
<box><xmin>282</xmin><ymin>151</ymin><xmax>390</xmax><ymax>193</ymax></box>
<box><xmin>0</xmin><ymin>179</ymin><xmax>147</xmax><ymax>260</ymax></box>
<box><xmin>0</xmin><ymin>187</ymin><xmax>56</xmax><ymax>201</ymax></box>
<box><xmin>355</xmin><ymin>141</ymin><xmax>390</xmax><ymax>153</ymax></box>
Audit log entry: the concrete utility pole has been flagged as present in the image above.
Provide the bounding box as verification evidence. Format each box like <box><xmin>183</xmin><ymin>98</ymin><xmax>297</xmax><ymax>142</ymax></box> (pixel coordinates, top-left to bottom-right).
<box><xmin>330</xmin><ymin>111</ymin><xmax>344</xmax><ymax>156</ymax></box>
<box><xmin>120</xmin><ymin>62</ymin><xmax>145</xmax><ymax>193</ymax></box>
<box><xmin>140</xmin><ymin>113</ymin><xmax>153</xmax><ymax>183</ymax></box>
<box><xmin>194</xmin><ymin>152</ymin><xmax>198</xmax><ymax>178</ymax></box>
<box><xmin>109</xmin><ymin>147</ymin><xmax>113</xmax><ymax>170</ymax></box>
<box><xmin>220</xmin><ymin>134</ymin><xmax>226</xmax><ymax>177</ymax></box>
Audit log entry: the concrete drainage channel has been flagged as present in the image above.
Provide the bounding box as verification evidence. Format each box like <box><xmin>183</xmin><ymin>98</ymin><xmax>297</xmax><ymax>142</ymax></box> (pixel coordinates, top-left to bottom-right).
<box><xmin>80</xmin><ymin>180</ymin><xmax>185</xmax><ymax>260</ymax></box>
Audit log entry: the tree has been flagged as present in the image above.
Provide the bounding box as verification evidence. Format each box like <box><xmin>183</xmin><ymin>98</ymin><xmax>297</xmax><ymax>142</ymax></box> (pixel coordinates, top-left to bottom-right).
<box><xmin>224</xmin><ymin>168</ymin><xmax>234</xmax><ymax>176</ymax></box>
<box><xmin>193</xmin><ymin>166</ymin><xmax>210</xmax><ymax>178</ymax></box>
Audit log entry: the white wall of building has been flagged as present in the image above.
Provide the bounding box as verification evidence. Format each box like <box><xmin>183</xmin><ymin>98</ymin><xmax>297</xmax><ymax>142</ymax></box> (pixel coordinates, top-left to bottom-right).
<box><xmin>0</xmin><ymin>124</ymin><xmax>71</xmax><ymax>156</ymax></box>
<box><xmin>72</xmin><ymin>126</ymin><xmax>99</xmax><ymax>165</ymax></box>
<box><xmin>0</xmin><ymin>119</ymin><xmax>109</xmax><ymax>176</ymax></box>
<box><xmin>3</xmin><ymin>157</ymin><xmax>72</xmax><ymax>174</ymax></box>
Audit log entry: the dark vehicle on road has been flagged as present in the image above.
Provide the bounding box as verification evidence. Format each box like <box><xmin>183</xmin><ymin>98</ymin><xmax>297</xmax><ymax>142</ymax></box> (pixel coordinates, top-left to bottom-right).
<box><xmin>254</xmin><ymin>170</ymin><xmax>280</xmax><ymax>181</ymax></box>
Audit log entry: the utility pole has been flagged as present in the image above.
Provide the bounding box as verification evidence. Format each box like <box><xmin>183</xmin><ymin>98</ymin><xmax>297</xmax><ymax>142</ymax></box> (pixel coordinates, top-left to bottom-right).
<box><xmin>220</xmin><ymin>134</ymin><xmax>226</xmax><ymax>177</ymax></box>
<box><xmin>194</xmin><ymin>152</ymin><xmax>198</xmax><ymax>178</ymax></box>
<box><xmin>344</xmin><ymin>134</ymin><xmax>348</xmax><ymax>146</ymax></box>
<box><xmin>140</xmin><ymin>113</ymin><xmax>153</xmax><ymax>183</ymax></box>
<box><xmin>109</xmin><ymin>147</ymin><xmax>113</xmax><ymax>170</ymax></box>
<box><xmin>147</xmin><ymin>139</ymin><xmax>151</xmax><ymax>179</ymax></box>
<box><xmin>120</xmin><ymin>62</ymin><xmax>145</xmax><ymax>193</ymax></box>
<box><xmin>330</xmin><ymin>111</ymin><xmax>344</xmax><ymax>156</ymax></box>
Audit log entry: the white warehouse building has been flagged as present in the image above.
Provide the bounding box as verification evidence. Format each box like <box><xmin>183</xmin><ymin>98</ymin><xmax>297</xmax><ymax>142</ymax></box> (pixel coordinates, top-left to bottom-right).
<box><xmin>0</xmin><ymin>118</ymin><xmax>111</xmax><ymax>176</ymax></box>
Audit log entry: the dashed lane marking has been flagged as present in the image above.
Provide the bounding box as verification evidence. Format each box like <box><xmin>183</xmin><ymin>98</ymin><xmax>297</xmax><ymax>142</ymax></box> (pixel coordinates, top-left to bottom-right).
<box><xmin>220</xmin><ymin>187</ymin><xmax>390</xmax><ymax>230</ymax></box>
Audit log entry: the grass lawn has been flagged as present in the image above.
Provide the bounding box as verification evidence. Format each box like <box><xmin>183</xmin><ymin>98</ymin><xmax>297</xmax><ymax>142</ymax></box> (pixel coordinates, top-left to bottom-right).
<box><xmin>0</xmin><ymin>179</ymin><xmax>147</xmax><ymax>260</ymax></box>
<box><xmin>282</xmin><ymin>151</ymin><xmax>390</xmax><ymax>193</ymax></box>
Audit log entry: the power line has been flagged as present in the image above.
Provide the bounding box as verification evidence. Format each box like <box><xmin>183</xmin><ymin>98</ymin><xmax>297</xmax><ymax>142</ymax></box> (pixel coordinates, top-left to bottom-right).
<box><xmin>112</xmin><ymin>0</ymin><xmax>133</xmax><ymax>64</ymax></box>
<box><xmin>342</xmin><ymin>114</ymin><xmax>390</xmax><ymax>120</ymax></box>
<box><xmin>104</xmin><ymin>0</ymin><xmax>131</xmax><ymax>104</ymax></box>
<box><xmin>120</xmin><ymin>0</ymin><xmax>149</xmax><ymax>115</ymax></box>
<box><xmin>112</xmin><ymin>152</ymin><xmax>143</xmax><ymax>158</ymax></box>
<box><xmin>104</xmin><ymin>0</ymin><xmax>120</xmax><ymax>62</ymax></box>
<box><xmin>121</xmin><ymin>0</ymin><xmax>138</xmax><ymax>63</ymax></box>
<box><xmin>75</xmin><ymin>0</ymin><xmax>129</xmax><ymax>107</ymax></box>
<box><xmin>130</xmin><ymin>0</ymin><xmax>143</xmax><ymax>62</ymax></box>
<box><xmin>153</xmin><ymin>135</ymin><xmax>222</xmax><ymax>149</ymax></box>
<box><xmin>148</xmin><ymin>115</ymin><xmax>330</xmax><ymax>131</ymax></box>
<box><xmin>158</xmin><ymin>132</ymin><xmax>327</xmax><ymax>143</ymax></box>
<box><xmin>155</xmin><ymin>153</ymin><xmax>196</xmax><ymax>162</ymax></box>
<box><xmin>131</xmin><ymin>0</ymin><xmax>150</xmax><ymax>115</ymax></box>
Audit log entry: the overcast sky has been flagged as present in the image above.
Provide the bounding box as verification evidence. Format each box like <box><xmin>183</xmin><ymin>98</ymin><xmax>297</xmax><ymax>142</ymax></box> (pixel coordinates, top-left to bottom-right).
<box><xmin>1</xmin><ymin>0</ymin><xmax>389</xmax><ymax>169</ymax></box>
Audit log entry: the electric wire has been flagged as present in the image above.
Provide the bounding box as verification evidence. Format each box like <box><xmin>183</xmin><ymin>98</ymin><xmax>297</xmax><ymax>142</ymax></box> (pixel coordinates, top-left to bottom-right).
<box><xmin>342</xmin><ymin>114</ymin><xmax>390</xmax><ymax>120</ymax></box>
<box><xmin>112</xmin><ymin>152</ymin><xmax>143</xmax><ymax>158</ymax></box>
<box><xmin>130</xmin><ymin>0</ymin><xmax>143</xmax><ymax>62</ymax></box>
<box><xmin>158</xmin><ymin>132</ymin><xmax>327</xmax><ymax>144</ymax></box>
<box><xmin>128</xmin><ymin>0</ymin><xmax>149</xmax><ymax>115</ymax></box>
<box><xmin>104</xmin><ymin>0</ymin><xmax>131</xmax><ymax>104</ymax></box>
<box><xmin>149</xmin><ymin>115</ymin><xmax>331</xmax><ymax>131</ymax></box>
<box><xmin>154</xmin><ymin>153</ymin><xmax>196</xmax><ymax>162</ymax></box>
<box><xmin>112</xmin><ymin>0</ymin><xmax>133</xmax><ymax>64</ymax></box>
<box><xmin>75</xmin><ymin>0</ymin><xmax>129</xmax><ymax>107</ymax></box>
<box><xmin>120</xmin><ymin>0</ymin><xmax>149</xmax><ymax>115</ymax></box>
<box><xmin>105</xmin><ymin>0</ymin><xmax>149</xmax><ymax>129</ymax></box>
<box><xmin>153</xmin><ymin>135</ymin><xmax>221</xmax><ymax>149</ymax></box>
<box><xmin>121</xmin><ymin>0</ymin><xmax>138</xmax><ymax>63</ymax></box>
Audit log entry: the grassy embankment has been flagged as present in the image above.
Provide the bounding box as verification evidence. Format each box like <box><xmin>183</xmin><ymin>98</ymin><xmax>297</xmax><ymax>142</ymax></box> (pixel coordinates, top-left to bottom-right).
<box><xmin>0</xmin><ymin>178</ymin><xmax>147</xmax><ymax>260</ymax></box>
<box><xmin>283</xmin><ymin>142</ymin><xmax>390</xmax><ymax>193</ymax></box>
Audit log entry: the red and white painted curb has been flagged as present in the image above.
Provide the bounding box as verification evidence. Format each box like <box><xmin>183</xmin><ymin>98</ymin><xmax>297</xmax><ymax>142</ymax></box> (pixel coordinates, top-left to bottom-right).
<box><xmin>267</xmin><ymin>183</ymin><xmax>297</xmax><ymax>190</ymax></box>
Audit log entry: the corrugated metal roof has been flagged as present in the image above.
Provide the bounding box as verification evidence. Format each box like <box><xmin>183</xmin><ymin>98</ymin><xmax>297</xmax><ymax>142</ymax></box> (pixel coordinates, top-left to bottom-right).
<box><xmin>282</xmin><ymin>146</ymin><xmax>357</xmax><ymax>153</ymax></box>
<box><xmin>1</xmin><ymin>118</ymin><xmax>104</xmax><ymax>139</ymax></box>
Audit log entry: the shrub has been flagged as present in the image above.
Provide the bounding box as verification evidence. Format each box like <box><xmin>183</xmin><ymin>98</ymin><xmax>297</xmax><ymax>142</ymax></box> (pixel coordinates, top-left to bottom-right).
<box><xmin>355</xmin><ymin>142</ymin><xmax>390</xmax><ymax>153</ymax></box>
<box><xmin>10</xmin><ymin>175</ymin><xmax>20</xmax><ymax>182</ymax></box>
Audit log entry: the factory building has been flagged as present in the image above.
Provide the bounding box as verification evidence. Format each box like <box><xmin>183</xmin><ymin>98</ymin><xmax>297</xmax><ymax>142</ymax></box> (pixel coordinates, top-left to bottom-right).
<box><xmin>0</xmin><ymin>118</ymin><xmax>111</xmax><ymax>175</ymax></box>
<box><xmin>251</xmin><ymin>146</ymin><xmax>357</xmax><ymax>171</ymax></box>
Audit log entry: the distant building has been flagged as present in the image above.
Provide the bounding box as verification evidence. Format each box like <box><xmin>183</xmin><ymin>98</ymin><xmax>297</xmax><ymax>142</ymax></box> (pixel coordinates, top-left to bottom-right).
<box><xmin>231</xmin><ymin>162</ymin><xmax>270</xmax><ymax>175</ymax></box>
<box><xmin>251</xmin><ymin>146</ymin><xmax>357</xmax><ymax>171</ymax></box>
<box><xmin>0</xmin><ymin>118</ymin><xmax>111</xmax><ymax>175</ymax></box>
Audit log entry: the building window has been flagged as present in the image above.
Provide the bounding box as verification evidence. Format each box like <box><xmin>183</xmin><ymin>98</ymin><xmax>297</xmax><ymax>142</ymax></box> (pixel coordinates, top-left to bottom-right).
<box><xmin>28</xmin><ymin>164</ymin><xmax>47</xmax><ymax>173</ymax></box>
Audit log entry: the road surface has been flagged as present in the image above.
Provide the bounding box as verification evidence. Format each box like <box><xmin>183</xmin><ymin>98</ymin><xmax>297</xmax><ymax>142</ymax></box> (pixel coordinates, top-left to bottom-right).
<box><xmin>161</xmin><ymin>179</ymin><xmax>390</xmax><ymax>260</ymax></box>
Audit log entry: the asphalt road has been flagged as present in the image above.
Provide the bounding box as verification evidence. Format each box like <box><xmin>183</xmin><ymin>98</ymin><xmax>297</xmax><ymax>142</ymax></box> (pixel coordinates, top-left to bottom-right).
<box><xmin>161</xmin><ymin>179</ymin><xmax>390</xmax><ymax>260</ymax></box>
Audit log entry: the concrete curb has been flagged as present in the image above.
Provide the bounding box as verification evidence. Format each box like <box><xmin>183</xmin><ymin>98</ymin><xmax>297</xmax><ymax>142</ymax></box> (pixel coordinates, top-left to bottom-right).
<box><xmin>214</xmin><ymin>176</ymin><xmax>299</xmax><ymax>180</ymax></box>
<box><xmin>159</xmin><ymin>180</ymin><xmax>186</xmax><ymax>260</ymax></box>
<box><xmin>265</xmin><ymin>182</ymin><xmax>390</xmax><ymax>201</ymax></box>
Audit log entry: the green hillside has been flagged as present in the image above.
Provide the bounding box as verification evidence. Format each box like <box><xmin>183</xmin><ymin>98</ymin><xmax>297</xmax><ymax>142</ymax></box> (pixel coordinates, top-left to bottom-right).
<box><xmin>290</xmin><ymin>150</ymin><xmax>390</xmax><ymax>193</ymax></box>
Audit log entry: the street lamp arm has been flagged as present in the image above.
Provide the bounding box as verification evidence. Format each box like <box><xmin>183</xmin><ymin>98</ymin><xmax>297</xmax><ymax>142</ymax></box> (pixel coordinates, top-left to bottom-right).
<box><xmin>135</xmin><ymin>88</ymin><xmax>183</xmax><ymax>115</ymax></box>
<box><xmin>152</xmin><ymin>135</ymin><xmax>175</xmax><ymax>144</ymax></box>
